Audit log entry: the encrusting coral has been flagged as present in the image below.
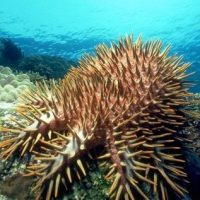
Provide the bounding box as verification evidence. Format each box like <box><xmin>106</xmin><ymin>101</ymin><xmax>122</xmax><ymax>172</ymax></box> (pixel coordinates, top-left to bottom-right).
<box><xmin>0</xmin><ymin>66</ymin><xmax>33</xmax><ymax>103</ymax></box>
<box><xmin>0</xmin><ymin>35</ymin><xmax>192</xmax><ymax>200</ymax></box>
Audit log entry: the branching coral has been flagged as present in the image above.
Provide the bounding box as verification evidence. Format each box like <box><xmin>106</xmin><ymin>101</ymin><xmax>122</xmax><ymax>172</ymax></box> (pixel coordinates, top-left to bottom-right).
<box><xmin>0</xmin><ymin>35</ymin><xmax>192</xmax><ymax>200</ymax></box>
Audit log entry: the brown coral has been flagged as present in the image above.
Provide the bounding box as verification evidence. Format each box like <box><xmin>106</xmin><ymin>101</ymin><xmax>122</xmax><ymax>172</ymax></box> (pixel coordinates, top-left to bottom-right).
<box><xmin>0</xmin><ymin>35</ymin><xmax>191</xmax><ymax>200</ymax></box>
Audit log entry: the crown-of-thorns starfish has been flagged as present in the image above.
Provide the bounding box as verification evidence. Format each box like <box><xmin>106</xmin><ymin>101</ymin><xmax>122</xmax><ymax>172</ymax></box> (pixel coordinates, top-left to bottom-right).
<box><xmin>0</xmin><ymin>35</ymin><xmax>192</xmax><ymax>200</ymax></box>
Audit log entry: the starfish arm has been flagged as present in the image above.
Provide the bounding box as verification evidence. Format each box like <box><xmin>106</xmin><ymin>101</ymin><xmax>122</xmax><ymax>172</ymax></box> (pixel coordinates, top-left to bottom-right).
<box><xmin>26</xmin><ymin>133</ymin><xmax>94</xmax><ymax>200</ymax></box>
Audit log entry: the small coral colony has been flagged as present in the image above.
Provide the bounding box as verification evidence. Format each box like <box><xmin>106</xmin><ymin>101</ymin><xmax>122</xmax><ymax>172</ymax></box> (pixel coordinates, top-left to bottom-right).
<box><xmin>0</xmin><ymin>35</ymin><xmax>194</xmax><ymax>200</ymax></box>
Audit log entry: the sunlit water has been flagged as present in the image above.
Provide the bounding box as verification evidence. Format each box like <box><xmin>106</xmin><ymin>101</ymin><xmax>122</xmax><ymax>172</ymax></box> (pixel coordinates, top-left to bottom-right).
<box><xmin>0</xmin><ymin>0</ymin><xmax>200</xmax><ymax>91</ymax></box>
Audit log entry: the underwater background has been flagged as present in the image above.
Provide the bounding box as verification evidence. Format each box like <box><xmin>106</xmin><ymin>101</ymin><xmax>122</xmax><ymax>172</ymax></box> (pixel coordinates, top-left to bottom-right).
<box><xmin>0</xmin><ymin>0</ymin><xmax>200</xmax><ymax>91</ymax></box>
<box><xmin>0</xmin><ymin>1</ymin><xmax>200</xmax><ymax>200</ymax></box>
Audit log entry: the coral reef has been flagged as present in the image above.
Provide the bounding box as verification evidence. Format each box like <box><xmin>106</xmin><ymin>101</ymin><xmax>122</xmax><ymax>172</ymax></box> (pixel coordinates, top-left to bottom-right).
<box><xmin>0</xmin><ymin>173</ymin><xmax>33</xmax><ymax>200</ymax></box>
<box><xmin>62</xmin><ymin>167</ymin><xmax>110</xmax><ymax>200</ymax></box>
<box><xmin>0</xmin><ymin>38</ymin><xmax>77</xmax><ymax>80</ymax></box>
<box><xmin>183</xmin><ymin>93</ymin><xmax>200</xmax><ymax>157</ymax></box>
<box><xmin>0</xmin><ymin>39</ymin><xmax>23</xmax><ymax>67</ymax></box>
<box><xmin>24</xmin><ymin>71</ymin><xmax>48</xmax><ymax>83</ymax></box>
<box><xmin>184</xmin><ymin>93</ymin><xmax>200</xmax><ymax>121</ymax></box>
<box><xmin>17</xmin><ymin>55</ymin><xmax>76</xmax><ymax>79</ymax></box>
<box><xmin>0</xmin><ymin>66</ymin><xmax>33</xmax><ymax>103</ymax></box>
<box><xmin>0</xmin><ymin>35</ymin><xmax>194</xmax><ymax>200</ymax></box>
<box><xmin>0</xmin><ymin>38</ymin><xmax>23</xmax><ymax>61</ymax></box>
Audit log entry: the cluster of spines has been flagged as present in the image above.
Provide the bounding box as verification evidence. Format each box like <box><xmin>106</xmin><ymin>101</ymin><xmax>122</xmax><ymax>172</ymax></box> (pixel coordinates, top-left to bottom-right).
<box><xmin>98</xmin><ymin>125</ymin><xmax>189</xmax><ymax>200</ymax></box>
<box><xmin>0</xmin><ymin>79</ymin><xmax>64</xmax><ymax>159</ymax></box>
<box><xmin>25</xmin><ymin>130</ymin><xmax>100</xmax><ymax>200</ymax></box>
<box><xmin>0</xmin><ymin>35</ymin><xmax>191</xmax><ymax>200</ymax></box>
<box><xmin>73</xmin><ymin>36</ymin><xmax>190</xmax><ymax>200</ymax></box>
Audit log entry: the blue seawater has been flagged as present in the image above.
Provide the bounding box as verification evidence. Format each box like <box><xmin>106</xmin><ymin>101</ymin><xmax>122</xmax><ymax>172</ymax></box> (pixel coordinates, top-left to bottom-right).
<box><xmin>0</xmin><ymin>0</ymin><xmax>200</xmax><ymax>91</ymax></box>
